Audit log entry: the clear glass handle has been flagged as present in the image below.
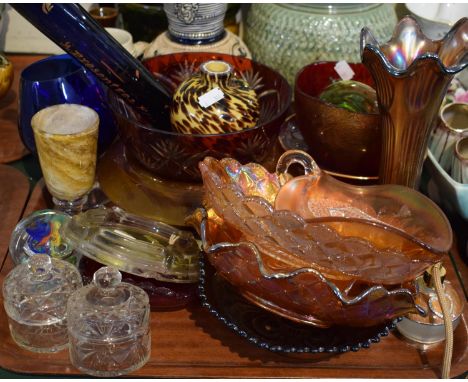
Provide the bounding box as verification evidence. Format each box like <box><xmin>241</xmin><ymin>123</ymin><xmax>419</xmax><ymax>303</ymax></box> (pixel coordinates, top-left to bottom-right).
<box><xmin>28</xmin><ymin>254</ymin><xmax>53</xmax><ymax>281</ymax></box>
<box><xmin>93</xmin><ymin>266</ymin><xmax>122</xmax><ymax>289</ymax></box>
<box><xmin>276</xmin><ymin>149</ymin><xmax>321</xmax><ymax>184</ymax></box>
<box><xmin>89</xmin><ymin>267</ymin><xmax>128</xmax><ymax>306</ymax></box>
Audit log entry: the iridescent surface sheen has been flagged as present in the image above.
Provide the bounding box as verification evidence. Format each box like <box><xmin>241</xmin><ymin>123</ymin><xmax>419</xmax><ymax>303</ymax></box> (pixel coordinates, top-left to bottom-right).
<box><xmin>361</xmin><ymin>16</ymin><xmax>468</xmax><ymax>188</ymax></box>
<box><xmin>192</xmin><ymin>150</ymin><xmax>453</xmax><ymax>327</ymax></box>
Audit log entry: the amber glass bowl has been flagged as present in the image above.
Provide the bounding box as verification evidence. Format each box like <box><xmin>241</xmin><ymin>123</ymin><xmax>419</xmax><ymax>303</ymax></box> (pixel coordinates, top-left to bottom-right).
<box><xmin>108</xmin><ymin>52</ymin><xmax>291</xmax><ymax>183</ymax></box>
<box><xmin>295</xmin><ymin>61</ymin><xmax>381</xmax><ymax>183</ymax></box>
<box><xmin>192</xmin><ymin>150</ymin><xmax>452</xmax><ymax>328</ymax></box>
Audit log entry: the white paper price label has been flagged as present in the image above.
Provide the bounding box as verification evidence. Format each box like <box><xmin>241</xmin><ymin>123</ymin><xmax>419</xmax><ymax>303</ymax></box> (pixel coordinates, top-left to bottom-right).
<box><xmin>198</xmin><ymin>87</ymin><xmax>224</xmax><ymax>108</ymax></box>
<box><xmin>334</xmin><ymin>61</ymin><xmax>355</xmax><ymax>81</ymax></box>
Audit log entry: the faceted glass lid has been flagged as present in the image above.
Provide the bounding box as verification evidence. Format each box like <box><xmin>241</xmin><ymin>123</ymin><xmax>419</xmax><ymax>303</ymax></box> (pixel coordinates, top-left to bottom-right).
<box><xmin>3</xmin><ymin>254</ymin><xmax>82</xmax><ymax>307</ymax></box>
<box><xmin>67</xmin><ymin>266</ymin><xmax>149</xmax><ymax>328</ymax></box>
<box><xmin>85</xmin><ymin>267</ymin><xmax>131</xmax><ymax>307</ymax></box>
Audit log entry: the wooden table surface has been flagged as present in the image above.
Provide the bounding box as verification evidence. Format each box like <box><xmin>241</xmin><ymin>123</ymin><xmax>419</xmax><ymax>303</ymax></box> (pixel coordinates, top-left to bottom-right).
<box><xmin>0</xmin><ymin>165</ymin><xmax>30</xmax><ymax>264</ymax></box>
<box><xmin>0</xmin><ymin>181</ymin><xmax>466</xmax><ymax>378</ymax></box>
<box><xmin>0</xmin><ymin>55</ymin><xmax>467</xmax><ymax>378</ymax></box>
<box><xmin>0</xmin><ymin>54</ymin><xmax>48</xmax><ymax>164</ymax></box>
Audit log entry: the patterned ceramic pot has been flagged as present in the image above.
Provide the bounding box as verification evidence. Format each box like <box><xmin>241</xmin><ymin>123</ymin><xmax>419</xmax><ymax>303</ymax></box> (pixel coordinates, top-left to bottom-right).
<box><xmin>244</xmin><ymin>3</ymin><xmax>397</xmax><ymax>85</ymax></box>
<box><xmin>143</xmin><ymin>3</ymin><xmax>251</xmax><ymax>60</ymax></box>
<box><xmin>170</xmin><ymin>60</ymin><xmax>259</xmax><ymax>134</ymax></box>
<box><xmin>142</xmin><ymin>30</ymin><xmax>251</xmax><ymax>60</ymax></box>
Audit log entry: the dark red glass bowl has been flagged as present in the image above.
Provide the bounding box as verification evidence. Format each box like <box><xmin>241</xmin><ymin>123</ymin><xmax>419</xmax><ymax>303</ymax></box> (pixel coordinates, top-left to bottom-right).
<box><xmin>295</xmin><ymin>61</ymin><xmax>382</xmax><ymax>182</ymax></box>
<box><xmin>108</xmin><ymin>52</ymin><xmax>292</xmax><ymax>182</ymax></box>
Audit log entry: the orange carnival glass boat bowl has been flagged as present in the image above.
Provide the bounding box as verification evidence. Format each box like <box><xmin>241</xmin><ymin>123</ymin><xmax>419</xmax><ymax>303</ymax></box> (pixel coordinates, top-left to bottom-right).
<box><xmin>190</xmin><ymin>150</ymin><xmax>452</xmax><ymax>327</ymax></box>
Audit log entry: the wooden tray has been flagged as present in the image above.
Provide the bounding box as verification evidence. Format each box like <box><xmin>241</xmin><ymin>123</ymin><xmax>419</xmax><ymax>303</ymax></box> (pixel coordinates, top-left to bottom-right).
<box><xmin>0</xmin><ymin>181</ymin><xmax>467</xmax><ymax>378</ymax></box>
<box><xmin>0</xmin><ymin>165</ymin><xmax>30</xmax><ymax>263</ymax></box>
<box><xmin>0</xmin><ymin>55</ymin><xmax>48</xmax><ymax>164</ymax></box>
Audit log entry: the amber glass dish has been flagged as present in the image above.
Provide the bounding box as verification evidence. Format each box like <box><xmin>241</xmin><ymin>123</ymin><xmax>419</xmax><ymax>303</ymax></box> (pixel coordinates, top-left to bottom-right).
<box><xmin>190</xmin><ymin>150</ymin><xmax>452</xmax><ymax>328</ymax></box>
<box><xmin>295</xmin><ymin>61</ymin><xmax>381</xmax><ymax>182</ymax></box>
<box><xmin>108</xmin><ymin>52</ymin><xmax>291</xmax><ymax>183</ymax></box>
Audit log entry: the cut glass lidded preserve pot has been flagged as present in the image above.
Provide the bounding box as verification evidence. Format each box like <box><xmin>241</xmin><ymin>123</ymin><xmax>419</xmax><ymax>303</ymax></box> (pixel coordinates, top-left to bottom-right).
<box><xmin>2</xmin><ymin>254</ymin><xmax>82</xmax><ymax>352</ymax></box>
<box><xmin>67</xmin><ymin>266</ymin><xmax>151</xmax><ymax>377</ymax></box>
<box><xmin>189</xmin><ymin>150</ymin><xmax>453</xmax><ymax>328</ymax></box>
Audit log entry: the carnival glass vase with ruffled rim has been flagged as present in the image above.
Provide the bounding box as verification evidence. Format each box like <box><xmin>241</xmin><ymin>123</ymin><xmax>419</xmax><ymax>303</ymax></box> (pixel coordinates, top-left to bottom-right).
<box><xmin>361</xmin><ymin>16</ymin><xmax>468</xmax><ymax>188</ymax></box>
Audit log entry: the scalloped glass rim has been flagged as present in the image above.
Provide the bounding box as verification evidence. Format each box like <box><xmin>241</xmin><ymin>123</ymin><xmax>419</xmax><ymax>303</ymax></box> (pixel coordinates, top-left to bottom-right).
<box><xmin>200</xmin><ymin>213</ymin><xmax>421</xmax><ymax>315</ymax></box>
<box><xmin>202</xmin><ymin>154</ymin><xmax>452</xmax><ymax>255</ymax></box>
<box><xmin>360</xmin><ymin>15</ymin><xmax>468</xmax><ymax>76</ymax></box>
<box><xmin>198</xmin><ymin>255</ymin><xmax>402</xmax><ymax>353</ymax></box>
<box><xmin>109</xmin><ymin>52</ymin><xmax>292</xmax><ymax>138</ymax></box>
<box><xmin>195</xmin><ymin>151</ymin><xmax>457</xmax><ymax>326</ymax></box>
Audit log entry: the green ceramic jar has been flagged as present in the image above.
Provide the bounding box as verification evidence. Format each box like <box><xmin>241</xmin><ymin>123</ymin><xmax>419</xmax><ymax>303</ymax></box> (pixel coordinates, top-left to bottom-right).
<box><xmin>244</xmin><ymin>4</ymin><xmax>397</xmax><ymax>86</ymax></box>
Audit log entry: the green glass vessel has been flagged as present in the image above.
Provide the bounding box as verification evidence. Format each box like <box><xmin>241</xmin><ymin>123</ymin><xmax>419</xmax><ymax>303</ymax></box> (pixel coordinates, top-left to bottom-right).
<box><xmin>319</xmin><ymin>80</ymin><xmax>378</xmax><ymax>114</ymax></box>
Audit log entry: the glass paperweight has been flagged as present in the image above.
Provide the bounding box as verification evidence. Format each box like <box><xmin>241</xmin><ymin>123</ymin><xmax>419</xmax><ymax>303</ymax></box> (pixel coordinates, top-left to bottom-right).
<box><xmin>62</xmin><ymin>206</ymin><xmax>200</xmax><ymax>283</ymax></box>
<box><xmin>9</xmin><ymin>210</ymin><xmax>75</xmax><ymax>265</ymax></box>
<box><xmin>2</xmin><ymin>254</ymin><xmax>83</xmax><ymax>352</ymax></box>
<box><xmin>319</xmin><ymin>80</ymin><xmax>378</xmax><ymax>114</ymax></box>
<box><xmin>67</xmin><ymin>266</ymin><xmax>151</xmax><ymax>377</ymax></box>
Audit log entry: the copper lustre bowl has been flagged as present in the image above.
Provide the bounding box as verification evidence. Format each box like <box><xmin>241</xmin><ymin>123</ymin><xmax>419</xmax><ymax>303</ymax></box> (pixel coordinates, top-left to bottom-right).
<box><xmin>189</xmin><ymin>150</ymin><xmax>452</xmax><ymax>328</ymax></box>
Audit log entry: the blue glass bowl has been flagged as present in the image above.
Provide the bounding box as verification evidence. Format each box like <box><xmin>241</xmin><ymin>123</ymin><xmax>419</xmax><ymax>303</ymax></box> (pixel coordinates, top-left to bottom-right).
<box><xmin>18</xmin><ymin>54</ymin><xmax>118</xmax><ymax>154</ymax></box>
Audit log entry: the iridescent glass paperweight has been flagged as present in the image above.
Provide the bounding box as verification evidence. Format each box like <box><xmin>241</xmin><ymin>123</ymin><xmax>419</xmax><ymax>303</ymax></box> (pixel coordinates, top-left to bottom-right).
<box><xmin>67</xmin><ymin>266</ymin><xmax>151</xmax><ymax>377</ymax></box>
<box><xmin>2</xmin><ymin>255</ymin><xmax>82</xmax><ymax>352</ymax></box>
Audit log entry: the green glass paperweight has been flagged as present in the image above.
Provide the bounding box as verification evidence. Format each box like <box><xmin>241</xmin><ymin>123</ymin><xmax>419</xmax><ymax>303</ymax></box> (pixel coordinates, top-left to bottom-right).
<box><xmin>319</xmin><ymin>80</ymin><xmax>378</xmax><ymax>114</ymax></box>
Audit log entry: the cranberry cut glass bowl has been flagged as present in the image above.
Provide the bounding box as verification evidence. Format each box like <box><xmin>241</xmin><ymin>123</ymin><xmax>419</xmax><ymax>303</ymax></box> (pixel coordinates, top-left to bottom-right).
<box><xmin>108</xmin><ymin>52</ymin><xmax>291</xmax><ymax>183</ymax></box>
<box><xmin>189</xmin><ymin>150</ymin><xmax>452</xmax><ymax>328</ymax></box>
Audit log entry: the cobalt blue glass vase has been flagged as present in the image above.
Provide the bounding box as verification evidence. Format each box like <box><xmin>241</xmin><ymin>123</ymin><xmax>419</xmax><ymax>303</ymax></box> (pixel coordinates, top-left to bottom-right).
<box><xmin>18</xmin><ymin>54</ymin><xmax>117</xmax><ymax>154</ymax></box>
<box><xmin>12</xmin><ymin>3</ymin><xmax>171</xmax><ymax>124</ymax></box>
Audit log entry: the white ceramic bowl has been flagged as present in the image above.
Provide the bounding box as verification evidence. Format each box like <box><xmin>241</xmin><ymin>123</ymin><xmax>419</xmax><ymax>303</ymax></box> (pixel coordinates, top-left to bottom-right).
<box><xmin>105</xmin><ymin>27</ymin><xmax>148</xmax><ymax>57</ymax></box>
<box><xmin>405</xmin><ymin>3</ymin><xmax>468</xmax><ymax>40</ymax></box>
<box><xmin>423</xmin><ymin>149</ymin><xmax>468</xmax><ymax>220</ymax></box>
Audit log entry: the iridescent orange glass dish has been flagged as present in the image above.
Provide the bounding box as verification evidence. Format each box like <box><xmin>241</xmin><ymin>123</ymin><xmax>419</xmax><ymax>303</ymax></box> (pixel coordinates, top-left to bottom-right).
<box><xmin>190</xmin><ymin>150</ymin><xmax>452</xmax><ymax>327</ymax></box>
